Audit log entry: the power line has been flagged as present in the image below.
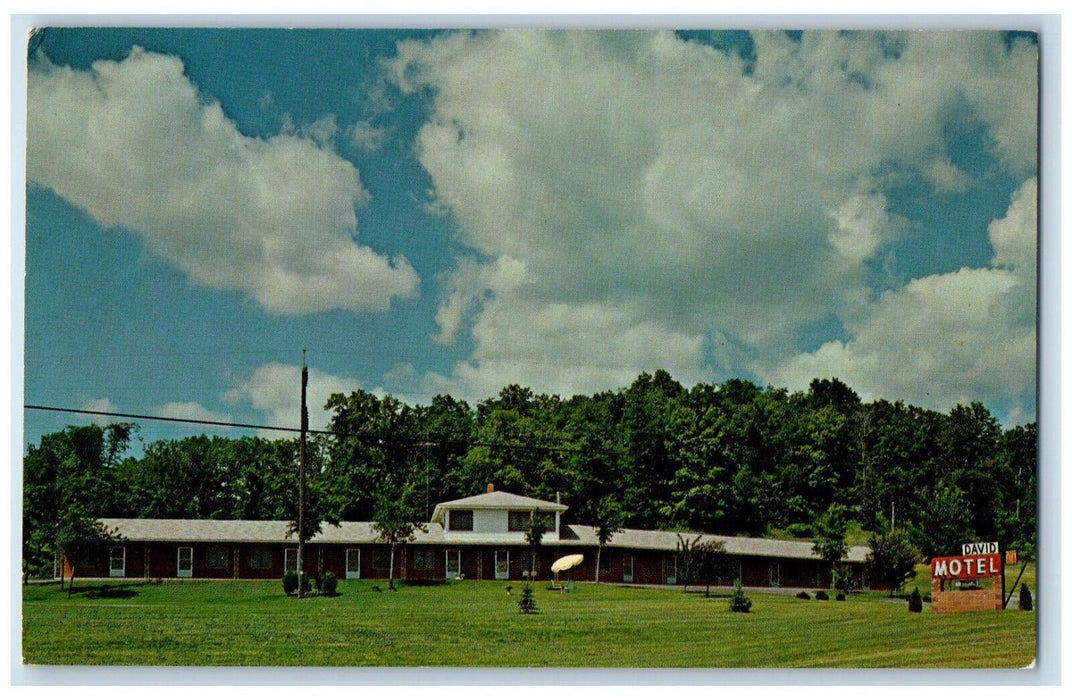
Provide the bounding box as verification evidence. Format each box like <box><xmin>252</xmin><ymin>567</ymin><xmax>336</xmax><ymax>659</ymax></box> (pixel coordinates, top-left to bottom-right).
<box><xmin>23</xmin><ymin>404</ymin><xmax>628</xmax><ymax>457</ymax></box>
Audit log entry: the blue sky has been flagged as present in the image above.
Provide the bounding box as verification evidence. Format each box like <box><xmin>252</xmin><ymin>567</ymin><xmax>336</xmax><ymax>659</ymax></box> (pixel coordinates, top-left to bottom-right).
<box><xmin>21</xmin><ymin>27</ymin><xmax>1039</xmax><ymax>448</ymax></box>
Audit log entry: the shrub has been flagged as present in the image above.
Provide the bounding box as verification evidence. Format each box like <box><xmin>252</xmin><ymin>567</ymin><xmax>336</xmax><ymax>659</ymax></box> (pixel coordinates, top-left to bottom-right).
<box><xmin>282</xmin><ymin>570</ymin><xmax>311</xmax><ymax>596</ymax></box>
<box><xmin>319</xmin><ymin>571</ymin><xmax>338</xmax><ymax>597</ymax></box>
<box><xmin>1019</xmin><ymin>584</ymin><xmax>1033</xmax><ymax>611</ymax></box>
<box><xmin>796</xmin><ymin>591</ymin><xmax>811</xmax><ymax>600</ymax></box>
<box><xmin>815</xmin><ymin>590</ymin><xmax>829</xmax><ymax>601</ymax></box>
<box><xmin>908</xmin><ymin>586</ymin><xmax>923</xmax><ymax>613</ymax></box>
<box><xmin>785</xmin><ymin>523</ymin><xmax>813</xmax><ymax>538</ymax></box>
<box><xmin>835</xmin><ymin>592</ymin><xmax>846</xmax><ymax>601</ymax></box>
<box><xmin>730</xmin><ymin>582</ymin><xmax>752</xmax><ymax>613</ymax></box>
<box><xmin>518</xmin><ymin>584</ymin><xmax>538</xmax><ymax>614</ymax></box>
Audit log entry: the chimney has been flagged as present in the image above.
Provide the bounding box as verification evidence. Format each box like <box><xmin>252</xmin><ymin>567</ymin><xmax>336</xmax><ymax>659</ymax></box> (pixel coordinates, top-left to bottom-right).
<box><xmin>487</xmin><ymin>483</ymin><xmax>495</xmax><ymax>493</ymax></box>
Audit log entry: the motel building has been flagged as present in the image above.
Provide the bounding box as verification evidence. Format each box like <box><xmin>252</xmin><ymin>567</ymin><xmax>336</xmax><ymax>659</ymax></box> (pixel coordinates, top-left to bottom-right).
<box><xmin>70</xmin><ymin>485</ymin><xmax>871</xmax><ymax>589</ymax></box>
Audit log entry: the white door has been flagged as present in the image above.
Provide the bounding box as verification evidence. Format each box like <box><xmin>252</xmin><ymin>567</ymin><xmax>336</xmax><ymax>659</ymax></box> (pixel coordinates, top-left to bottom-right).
<box><xmin>284</xmin><ymin>548</ymin><xmax>298</xmax><ymax>573</ymax></box>
<box><xmin>346</xmin><ymin>549</ymin><xmax>361</xmax><ymax>579</ymax></box>
<box><xmin>623</xmin><ymin>554</ymin><xmax>634</xmax><ymax>583</ymax></box>
<box><xmin>109</xmin><ymin>547</ymin><xmax>125</xmax><ymax>577</ymax></box>
<box><xmin>495</xmin><ymin>550</ymin><xmax>509</xmax><ymax>580</ymax></box>
<box><xmin>446</xmin><ymin>550</ymin><xmax>461</xmax><ymax>579</ymax></box>
<box><xmin>769</xmin><ymin>563</ymin><xmax>780</xmax><ymax>588</ymax></box>
<box><xmin>177</xmin><ymin>547</ymin><xmax>193</xmax><ymax>578</ymax></box>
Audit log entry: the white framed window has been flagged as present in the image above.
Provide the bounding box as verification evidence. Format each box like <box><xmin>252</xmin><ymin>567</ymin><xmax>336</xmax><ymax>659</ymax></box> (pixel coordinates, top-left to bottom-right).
<box><xmin>109</xmin><ymin>546</ymin><xmax>126</xmax><ymax>578</ymax></box>
<box><xmin>623</xmin><ymin>554</ymin><xmax>634</xmax><ymax>583</ymax></box>
<box><xmin>495</xmin><ymin>550</ymin><xmax>509</xmax><ymax>580</ymax></box>
<box><xmin>284</xmin><ymin>548</ymin><xmax>298</xmax><ymax>573</ymax></box>
<box><xmin>446</xmin><ymin>550</ymin><xmax>461</xmax><ymax>579</ymax></box>
<box><xmin>177</xmin><ymin>546</ymin><xmax>193</xmax><ymax>578</ymax></box>
<box><xmin>345</xmin><ymin>549</ymin><xmax>361</xmax><ymax>579</ymax></box>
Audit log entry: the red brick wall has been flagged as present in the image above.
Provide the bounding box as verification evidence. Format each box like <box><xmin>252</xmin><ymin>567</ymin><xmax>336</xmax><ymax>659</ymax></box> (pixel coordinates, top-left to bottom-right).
<box><xmin>931</xmin><ymin>576</ymin><xmax>1004</xmax><ymax>613</ymax></box>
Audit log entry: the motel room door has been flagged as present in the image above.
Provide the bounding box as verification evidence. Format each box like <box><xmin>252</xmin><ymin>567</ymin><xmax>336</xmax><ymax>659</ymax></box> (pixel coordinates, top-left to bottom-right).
<box><xmin>446</xmin><ymin>550</ymin><xmax>461</xmax><ymax>579</ymax></box>
<box><xmin>345</xmin><ymin>549</ymin><xmax>361</xmax><ymax>579</ymax></box>
<box><xmin>494</xmin><ymin>550</ymin><xmax>509</xmax><ymax>580</ymax></box>
<box><xmin>177</xmin><ymin>547</ymin><xmax>193</xmax><ymax>578</ymax></box>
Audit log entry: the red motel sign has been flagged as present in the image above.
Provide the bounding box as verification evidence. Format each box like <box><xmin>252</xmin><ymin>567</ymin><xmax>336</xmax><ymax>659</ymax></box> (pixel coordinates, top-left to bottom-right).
<box><xmin>931</xmin><ymin>553</ymin><xmax>1002</xmax><ymax>580</ymax></box>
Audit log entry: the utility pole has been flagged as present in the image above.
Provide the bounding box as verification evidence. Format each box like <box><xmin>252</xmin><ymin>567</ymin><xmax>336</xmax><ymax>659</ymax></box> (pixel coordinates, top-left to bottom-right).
<box><xmin>297</xmin><ymin>350</ymin><xmax>308</xmax><ymax>599</ymax></box>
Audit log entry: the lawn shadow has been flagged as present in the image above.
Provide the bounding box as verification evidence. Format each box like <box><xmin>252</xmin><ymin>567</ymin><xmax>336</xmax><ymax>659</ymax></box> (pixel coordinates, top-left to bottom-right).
<box><xmin>81</xmin><ymin>583</ymin><xmax>142</xmax><ymax>599</ymax></box>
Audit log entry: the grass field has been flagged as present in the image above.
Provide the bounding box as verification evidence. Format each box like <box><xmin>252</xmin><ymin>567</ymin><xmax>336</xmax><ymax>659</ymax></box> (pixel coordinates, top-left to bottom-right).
<box><xmin>22</xmin><ymin>576</ymin><xmax>1036</xmax><ymax>668</ymax></box>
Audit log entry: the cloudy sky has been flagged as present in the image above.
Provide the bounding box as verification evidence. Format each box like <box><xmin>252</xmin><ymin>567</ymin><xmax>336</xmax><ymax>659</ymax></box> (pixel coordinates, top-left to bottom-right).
<box><xmin>21</xmin><ymin>27</ymin><xmax>1039</xmax><ymax>447</ymax></box>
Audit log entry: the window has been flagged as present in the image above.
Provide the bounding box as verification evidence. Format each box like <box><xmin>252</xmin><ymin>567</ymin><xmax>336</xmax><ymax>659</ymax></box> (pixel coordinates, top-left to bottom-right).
<box><xmin>623</xmin><ymin>554</ymin><xmax>634</xmax><ymax>583</ymax></box>
<box><xmin>448</xmin><ymin>509</ymin><xmax>474</xmax><ymax>531</ymax></box>
<box><xmin>373</xmin><ymin>549</ymin><xmax>391</xmax><ymax>570</ymax></box>
<box><xmin>206</xmin><ymin>546</ymin><xmax>228</xmax><ymax>569</ymax></box>
<box><xmin>508</xmin><ymin>510</ymin><xmax>553</xmax><ymax>532</ymax></box>
<box><xmin>414</xmin><ymin>549</ymin><xmax>434</xmax><ymax>571</ymax></box>
<box><xmin>284</xmin><ymin>548</ymin><xmax>298</xmax><ymax>573</ymax></box>
<box><xmin>508</xmin><ymin>510</ymin><xmax>531</xmax><ymax>532</ymax></box>
<box><xmin>251</xmin><ymin>547</ymin><xmax>272</xmax><ymax>570</ymax></box>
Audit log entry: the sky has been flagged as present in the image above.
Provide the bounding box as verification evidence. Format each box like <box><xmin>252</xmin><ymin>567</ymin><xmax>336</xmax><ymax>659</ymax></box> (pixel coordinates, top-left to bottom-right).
<box><xmin>20</xmin><ymin>26</ymin><xmax>1040</xmax><ymax>449</ymax></box>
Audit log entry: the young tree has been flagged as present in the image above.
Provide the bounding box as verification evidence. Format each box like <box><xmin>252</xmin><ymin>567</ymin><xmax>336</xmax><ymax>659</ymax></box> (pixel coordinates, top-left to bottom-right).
<box><xmin>695</xmin><ymin>539</ymin><xmax>730</xmax><ymax>597</ymax></box>
<box><xmin>57</xmin><ymin>505</ymin><xmax>124</xmax><ymax>598</ymax></box>
<box><xmin>675</xmin><ymin>534</ymin><xmax>701</xmax><ymax>592</ymax></box>
<box><xmin>371</xmin><ymin>480</ymin><xmax>426</xmax><ymax>590</ymax></box>
<box><xmin>812</xmin><ymin>504</ymin><xmax>849</xmax><ymax>591</ymax></box>
<box><xmin>524</xmin><ymin>508</ymin><xmax>549</xmax><ymax>579</ymax></box>
<box><xmin>591</xmin><ymin>497</ymin><xmax>625</xmax><ymax>583</ymax></box>
<box><xmin>865</xmin><ymin>529</ymin><xmax>920</xmax><ymax>595</ymax></box>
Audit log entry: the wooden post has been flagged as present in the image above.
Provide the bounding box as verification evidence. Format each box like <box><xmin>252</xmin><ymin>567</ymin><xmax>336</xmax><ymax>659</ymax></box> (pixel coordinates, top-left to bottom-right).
<box><xmin>297</xmin><ymin>353</ymin><xmax>308</xmax><ymax>599</ymax></box>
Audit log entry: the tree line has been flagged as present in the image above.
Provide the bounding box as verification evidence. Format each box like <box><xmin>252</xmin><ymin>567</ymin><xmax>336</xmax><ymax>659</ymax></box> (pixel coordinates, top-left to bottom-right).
<box><xmin>23</xmin><ymin>371</ymin><xmax>1037</xmax><ymax>580</ymax></box>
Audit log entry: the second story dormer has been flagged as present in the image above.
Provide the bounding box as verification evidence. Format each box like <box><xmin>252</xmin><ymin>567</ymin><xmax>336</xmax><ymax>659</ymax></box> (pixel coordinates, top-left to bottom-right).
<box><xmin>429</xmin><ymin>484</ymin><xmax>568</xmax><ymax>543</ymax></box>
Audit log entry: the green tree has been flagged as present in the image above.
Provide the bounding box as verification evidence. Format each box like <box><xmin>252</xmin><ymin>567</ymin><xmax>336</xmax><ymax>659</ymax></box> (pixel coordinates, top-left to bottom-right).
<box><xmin>695</xmin><ymin>539</ymin><xmax>730</xmax><ymax>597</ymax></box>
<box><xmin>371</xmin><ymin>479</ymin><xmax>426</xmax><ymax>590</ymax></box>
<box><xmin>524</xmin><ymin>508</ymin><xmax>550</xmax><ymax>579</ymax></box>
<box><xmin>23</xmin><ymin>423</ymin><xmax>134</xmax><ymax>584</ymax></box>
<box><xmin>865</xmin><ymin>529</ymin><xmax>920</xmax><ymax>595</ymax></box>
<box><xmin>57</xmin><ymin>505</ymin><xmax>124</xmax><ymax>598</ymax></box>
<box><xmin>812</xmin><ymin>504</ymin><xmax>849</xmax><ymax>590</ymax></box>
<box><xmin>591</xmin><ymin>497</ymin><xmax>625</xmax><ymax>583</ymax></box>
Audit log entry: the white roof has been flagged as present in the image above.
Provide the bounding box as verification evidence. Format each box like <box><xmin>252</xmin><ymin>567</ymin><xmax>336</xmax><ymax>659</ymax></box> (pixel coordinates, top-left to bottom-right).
<box><xmin>560</xmin><ymin>524</ymin><xmax>870</xmax><ymax>563</ymax></box>
<box><xmin>429</xmin><ymin>490</ymin><xmax>567</xmax><ymax>523</ymax></box>
<box><xmin>97</xmin><ymin>518</ymin><xmax>868</xmax><ymax>562</ymax></box>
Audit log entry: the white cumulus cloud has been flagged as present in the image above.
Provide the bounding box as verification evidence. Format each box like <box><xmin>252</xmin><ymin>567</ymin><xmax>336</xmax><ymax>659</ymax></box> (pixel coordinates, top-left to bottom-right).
<box><xmin>764</xmin><ymin>178</ymin><xmax>1037</xmax><ymax>419</ymax></box>
<box><xmin>224</xmin><ymin>362</ymin><xmax>364</xmax><ymax>435</ymax></box>
<box><xmin>384</xmin><ymin>30</ymin><xmax>1036</xmax><ymax>404</ymax></box>
<box><xmin>27</xmin><ymin>47</ymin><xmax>419</xmax><ymax>315</ymax></box>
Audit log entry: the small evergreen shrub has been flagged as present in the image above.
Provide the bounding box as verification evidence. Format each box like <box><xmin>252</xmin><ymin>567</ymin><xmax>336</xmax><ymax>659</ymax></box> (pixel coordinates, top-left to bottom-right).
<box><xmin>908</xmin><ymin>586</ymin><xmax>923</xmax><ymax>613</ymax></box>
<box><xmin>282</xmin><ymin>570</ymin><xmax>311</xmax><ymax>596</ymax></box>
<box><xmin>518</xmin><ymin>584</ymin><xmax>538</xmax><ymax>614</ymax></box>
<box><xmin>815</xmin><ymin>590</ymin><xmax>829</xmax><ymax>601</ymax></box>
<box><xmin>1019</xmin><ymin>584</ymin><xmax>1032</xmax><ymax>611</ymax></box>
<box><xmin>835</xmin><ymin>592</ymin><xmax>846</xmax><ymax>601</ymax></box>
<box><xmin>796</xmin><ymin>591</ymin><xmax>811</xmax><ymax>600</ymax></box>
<box><xmin>730</xmin><ymin>582</ymin><xmax>752</xmax><ymax>613</ymax></box>
<box><xmin>319</xmin><ymin>571</ymin><xmax>338</xmax><ymax>597</ymax></box>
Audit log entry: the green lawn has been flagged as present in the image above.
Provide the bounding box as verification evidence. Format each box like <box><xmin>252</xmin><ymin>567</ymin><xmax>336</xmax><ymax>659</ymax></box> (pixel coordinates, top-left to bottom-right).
<box><xmin>22</xmin><ymin>578</ymin><xmax>1035</xmax><ymax>668</ymax></box>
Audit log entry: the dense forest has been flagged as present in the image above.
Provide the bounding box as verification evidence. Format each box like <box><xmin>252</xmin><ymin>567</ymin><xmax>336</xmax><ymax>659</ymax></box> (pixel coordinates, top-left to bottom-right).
<box><xmin>23</xmin><ymin>372</ymin><xmax>1037</xmax><ymax>578</ymax></box>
